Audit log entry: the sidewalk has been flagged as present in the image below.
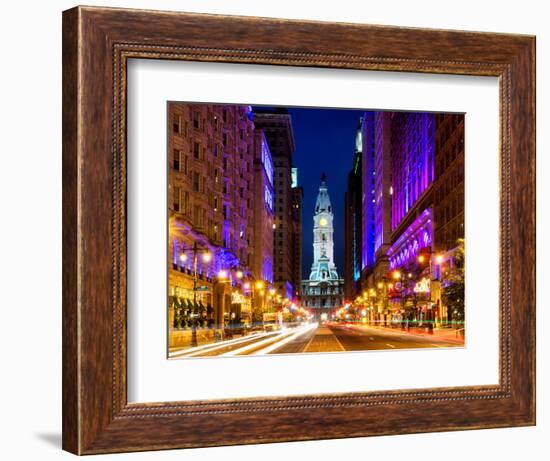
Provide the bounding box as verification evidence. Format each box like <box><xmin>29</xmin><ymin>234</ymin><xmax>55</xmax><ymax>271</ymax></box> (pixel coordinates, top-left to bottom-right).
<box><xmin>352</xmin><ymin>322</ymin><xmax>465</xmax><ymax>344</ymax></box>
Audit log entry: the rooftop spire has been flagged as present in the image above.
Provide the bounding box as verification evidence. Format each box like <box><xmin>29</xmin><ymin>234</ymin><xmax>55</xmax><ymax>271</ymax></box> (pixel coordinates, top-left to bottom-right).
<box><xmin>315</xmin><ymin>173</ymin><xmax>332</xmax><ymax>214</ymax></box>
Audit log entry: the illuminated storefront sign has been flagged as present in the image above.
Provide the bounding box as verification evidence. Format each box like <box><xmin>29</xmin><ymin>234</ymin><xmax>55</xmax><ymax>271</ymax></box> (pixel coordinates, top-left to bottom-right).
<box><xmin>231</xmin><ymin>291</ymin><xmax>247</xmax><ymax>304</ymax></box>
<box><xmin>413</xmin><ymin>277</ymin><xmax>431</xmax><ymax>293</ymax></box>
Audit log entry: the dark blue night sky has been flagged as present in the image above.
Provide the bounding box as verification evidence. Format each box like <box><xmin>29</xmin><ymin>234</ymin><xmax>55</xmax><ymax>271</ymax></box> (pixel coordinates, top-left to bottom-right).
<box><xmin>288</xmin><ymin>107</ymin><xmax>364</xmax><ymax>279</ymax></box>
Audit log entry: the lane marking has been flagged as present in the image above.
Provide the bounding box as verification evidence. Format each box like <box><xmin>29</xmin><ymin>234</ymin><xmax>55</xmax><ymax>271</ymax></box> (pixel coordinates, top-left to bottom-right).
<box><xmin>331</xmin><ymin>330</ymin><xmax>346</xmax><ymax>352</ymax></box>
<box><xmin>385</xmin><ymin>343</ymin><xmax>396</xmax><ymax>349</ymax></box>
<box><xmin>369</xmin><ymin>337</ymin><xmax>375</xmax><ymax>341</ymax></box>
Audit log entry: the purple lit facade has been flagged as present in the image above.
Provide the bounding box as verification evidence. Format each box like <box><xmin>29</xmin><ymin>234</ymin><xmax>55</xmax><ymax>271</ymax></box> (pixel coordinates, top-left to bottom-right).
<box><xmin>387</xmin><ymin>208</ymin><xmax>433</xmax><ymax>271</ymax></box>
<box><xmin>373</xmin><ymin>112</ymin><xmax>392</xmax><ymax>259</ymax></box>
<box><xmin>390</xmin><ymin>112</ymin><xmax>434</xmax><ymax>231</ymax></box>
<box><xmin>360</xmin><ymin>113</ymin><xmax>376</xmax><ymax>271</ymax></box>
<box><xmin>345</xmin><ymin>109</ymin><xmax>464</xmax><ymax>327</ymax></box>
<box><xmin>253</xmin><ymin>131</ymin><xmax>274</xmax><ymax>284</ymax></box>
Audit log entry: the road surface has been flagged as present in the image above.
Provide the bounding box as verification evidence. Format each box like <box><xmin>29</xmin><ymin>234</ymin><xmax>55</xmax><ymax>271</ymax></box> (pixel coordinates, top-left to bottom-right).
<box><xmin>169</xmin><ymin>322</ymin><xmax>463</xmax><ymax>359</ymax></box>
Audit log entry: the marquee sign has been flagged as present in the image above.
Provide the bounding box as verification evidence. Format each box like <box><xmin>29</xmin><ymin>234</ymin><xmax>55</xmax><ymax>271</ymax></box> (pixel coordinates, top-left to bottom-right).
<box><xmin>413</xmin><ymin>277</ymin><xmax>431</xmax><ymax>293</ymax></box>
<box><xmin>231</xmin><ymin>291</ymin><xmax>247</xmax><ymax>304</ymax></box>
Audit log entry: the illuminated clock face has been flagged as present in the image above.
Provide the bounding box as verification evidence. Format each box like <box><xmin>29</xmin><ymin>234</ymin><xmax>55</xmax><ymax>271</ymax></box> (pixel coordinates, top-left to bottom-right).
<box><xmin>319</xmin><ymin>218</ymin><xmax>328</xmax><ymax>227</ymax></box>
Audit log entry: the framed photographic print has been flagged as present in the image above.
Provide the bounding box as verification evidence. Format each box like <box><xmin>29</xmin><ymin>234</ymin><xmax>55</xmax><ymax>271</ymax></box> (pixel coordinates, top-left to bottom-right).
<box><xmin>62</xmin><ymin>5</ymin><xmax>536</xmax><ymax>455</ymax></box>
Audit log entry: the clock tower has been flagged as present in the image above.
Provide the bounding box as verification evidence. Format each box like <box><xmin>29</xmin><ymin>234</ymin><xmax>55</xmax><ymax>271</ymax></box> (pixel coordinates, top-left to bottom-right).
<box><xmin>309</xmin><ymin>173</ymin><xmax>339</xmax><ymax>281</ymax></box>
<box><xmin>301</xmin><ymin>173</ymin><xmax>344</xmax><ymax>317</ymax></box>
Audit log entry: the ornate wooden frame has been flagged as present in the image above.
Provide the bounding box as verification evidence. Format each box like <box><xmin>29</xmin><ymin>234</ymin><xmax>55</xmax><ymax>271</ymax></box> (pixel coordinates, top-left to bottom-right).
<box><xmin>62</xmin><ymin>5</ymin><xmax>536</xmax><ymax>455</ymax></box>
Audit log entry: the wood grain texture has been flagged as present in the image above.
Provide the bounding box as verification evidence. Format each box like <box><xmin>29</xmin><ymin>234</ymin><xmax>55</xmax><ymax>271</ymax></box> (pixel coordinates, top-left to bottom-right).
<box><xmin>62</xmin><ymin>5</ymin><xmax>536</xmax><ymax>455</ymax></box>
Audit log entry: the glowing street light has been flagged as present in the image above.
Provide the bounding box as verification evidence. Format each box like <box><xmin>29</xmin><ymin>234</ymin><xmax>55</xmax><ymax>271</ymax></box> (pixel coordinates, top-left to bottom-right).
<box><xmin>435</xmin><ymin>254</ymin><xmax>444</xmax><ymax>264</ymax></box>
<box><xmin>218</xmin><ymin>269</ymin><xmax>228</xmax><ymax>279</ymax></box>
<box><xmin>392</xmin><ymin>270</ymin><xmax>401</xmax><ymax>280</ymax></box>
<box><xmin>179</xmin><ymin>253</ymin><xmax>188</xmax><ymax>262</ymax></box>
<box><xmin>235</xmin><ymin>270</ymin><xmax>244</xmax><ymax>279</ymax></box>
<box><xmin>255</xmin><ymin>281</ymin><xmax>264</xmax><ymax>290</ymax></box>
<box><xmin>202</xmin><ymin>252</ymin><xmax>212</xmax><ymax>262</ymax></box>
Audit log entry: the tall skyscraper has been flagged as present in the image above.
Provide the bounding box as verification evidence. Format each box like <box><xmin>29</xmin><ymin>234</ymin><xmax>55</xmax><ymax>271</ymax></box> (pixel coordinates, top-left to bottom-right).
<box><xmin>253</xmin><ymin>108</ymin><xmax>298</xmax><ymax>300</ymax></box>
<box><xmin>344</xmin><ymin>119</ymin><xmax>364</xmax><ymax>300</ymax></box>
<box><xmin>291</xmin><ymin>168</ymin><xmax>304</xmax><ymax>300</ymax></box>
<box><xmin>301</xmin><ymin>174</ymin><xmax>344</xmax><ymax>318</ymax></box>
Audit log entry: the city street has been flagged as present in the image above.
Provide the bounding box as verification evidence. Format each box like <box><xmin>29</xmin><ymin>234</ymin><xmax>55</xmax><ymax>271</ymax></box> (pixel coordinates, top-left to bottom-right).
<box><xmin>168</xmin><ymin>322</ymin><xmax>463</xmax><ymax>358</ymax></box>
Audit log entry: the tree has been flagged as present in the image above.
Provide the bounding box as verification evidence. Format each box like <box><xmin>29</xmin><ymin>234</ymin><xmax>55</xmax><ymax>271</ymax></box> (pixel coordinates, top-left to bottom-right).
<box><xmin>441</xmin><ymin>238</ymin><xmax>465</xmax><ymax>327</ymax></box>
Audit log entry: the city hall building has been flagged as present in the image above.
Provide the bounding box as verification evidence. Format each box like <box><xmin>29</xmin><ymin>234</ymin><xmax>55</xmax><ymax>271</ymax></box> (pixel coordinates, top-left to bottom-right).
<box><xmin>301</xmin><ymin>174</ymin><xmax>344</xmax><ymax>319</ymax></box>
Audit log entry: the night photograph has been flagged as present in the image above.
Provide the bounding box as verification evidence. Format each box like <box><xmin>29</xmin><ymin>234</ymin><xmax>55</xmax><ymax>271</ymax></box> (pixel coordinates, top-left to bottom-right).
<box><xmin>167</xmin><ymin>103</ymin><xmax>465</xmax><ymax>358</ymax></box>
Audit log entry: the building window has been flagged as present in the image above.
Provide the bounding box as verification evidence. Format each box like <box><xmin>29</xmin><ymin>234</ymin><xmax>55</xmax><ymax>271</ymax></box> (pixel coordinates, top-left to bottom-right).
<box><xmin>183</xmin><ymin>191</ymin><xmax>189</xmax><ymax>215</ymax></box>
<box><xmin>181</xmin><ymin>154</ymin><xmax>188</xmax><ymax>174</ymax></box>
<box><xmin>193</xmin><ymin>142</ymin><xmax>201</xmax><ymax>160</ymax></box>
<box><xmin>173</xmin><ymin>149</ymin><xmax>180</xmax><ymax>171</ymax></box>
<box><xmin>193</xmin><ymin>205</ymin><xmax>203</xmax><ymax>226</ymax></box>
<box><xmin>173</xmin><ymin>186</ymin><xmax>180</xmax><ymax>212</ymax></box>
<box><xmin>193</xmin><ymin>172</ymin><xmax>201</xmax><ymax>192</ymax></box>
<box><xmin>173</xmin><ymin>115</ymin><xmax>181</xmax><ymax>134</ymax></box>
<box><xmin>193</xmin><ymin>112</ymin><xmax>201</xmax><ymax>130</ymax></box>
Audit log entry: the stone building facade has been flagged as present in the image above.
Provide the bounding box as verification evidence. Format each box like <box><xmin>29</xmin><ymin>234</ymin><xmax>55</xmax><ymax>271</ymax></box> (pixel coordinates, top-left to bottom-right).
<box><xmin>168</xmin><ymin>103</ymin><xmax>274</xmax><ymax>347</ymax></box>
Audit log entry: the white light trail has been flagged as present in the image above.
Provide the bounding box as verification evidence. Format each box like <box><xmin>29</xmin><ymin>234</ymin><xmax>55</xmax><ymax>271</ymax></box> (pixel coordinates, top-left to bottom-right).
<box><xmin>254</xmin><ymin>322</ymin><xmax>319</xmax><ymax>355</ymax></box>
<box><xmin>169</xmin><ymin>331</ymin><xmax>277</xmax><ymax>358</ymax></box>
<box><xmin>220</xmin><ymin>325</ymin><xmax>310</xmax><ymax>357</ymax></box>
